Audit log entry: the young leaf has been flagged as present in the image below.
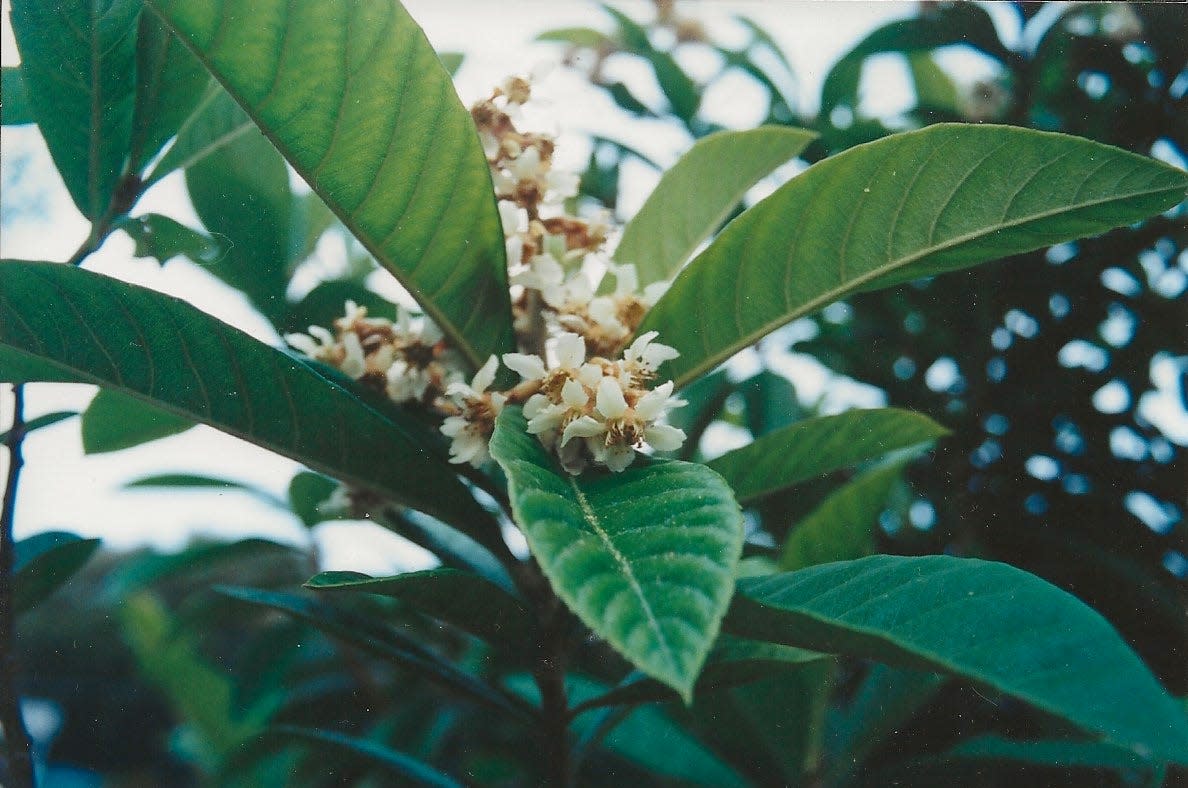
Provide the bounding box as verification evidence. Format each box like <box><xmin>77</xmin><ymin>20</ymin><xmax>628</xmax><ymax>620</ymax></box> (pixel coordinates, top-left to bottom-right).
<box><xmin>144</xmin><ymin>0</ymin><xmax>515</xmax><ymax>370</ymax></box>
<box><xmin>14</xmin><ymin>531</ymin><xmax>101</xmax><ymax>614</ymax></box>
<box><xmin>1</xmin><ymin>66</ymin><xmax>34</xmax><ymax>125</ymax></box>
<box><xmin>124</xmin><ymin>473</ymin><xmax>288</xmax><ymax>511</ymax></box>
<box><xmin>615</xmin><ymin>127</ymin><xmax>816</xmax><ymax>287</ymax></box>
<box><xmin>0</xmin><ymin>410</ymin><xmax>77</xmax><ymax>443</ymax></box>
<box><xmin>143</xmin><ymin>84</ymin><xmax>254</xmax><ymax>185</ymax></box>
<box><xmin>708</xmin><ymin>408</ymin><xmax>946</xmax><ymax>506</ymax></box>
<box><xmin>0</xmin><ymin>261</ymin><xmax>498</xmax><ymax>537</ymax></box>
<box><xmin>10</xmin><ymin>0</ymin><xmax>141</xmax><ymax>219</ymax></box>
<box><xmin>116</xmin><ymin>213</ymin><xmax>228</xmax><ymax>266</ymax></box>
<box><xmin>726</xmin><ymin>555</ymin><xmax>1188</xmax><ymax>764</ymax></box>
<box><xmin>263</xmin><ymin>726</ymin><xmax>463</xmax><ymax>788</ymax></box>
<box><xmin>129</xmin><ymin>10</ymin><xmax>211</xmax><ymax>170</ymax></box>
<box><xmin>780</xmin><ymin>462</ymin><xmax>905</xmax><ymax>570</ymax></box>
<box><xmin>638</xmin><ymin>124</ymin><xmax>1188</xmax><ymax>387</ymax></box>
<box><xmin>81</xmin><ymin>388</ymin><xmax>195</xmax><ymax>454</ymax></box>
<box><xmin>489</xmin><ymin>407</ymin><xmax>744</xmax><ymax>702</ymax></box>
<box><xmin>305</xmin><ymin>568</ymin><xmax>532</xmax><ymax>646</ymax></box>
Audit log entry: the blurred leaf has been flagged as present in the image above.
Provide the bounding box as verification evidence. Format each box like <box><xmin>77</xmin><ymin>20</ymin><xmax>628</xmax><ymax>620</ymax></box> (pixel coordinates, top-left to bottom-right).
<box><xmin>605</xmin><ymin>81</ymin><xmax>654</xmax><ymax>117</ymax></box>
<box><xmin>1</xmin><ymin>66</ymin><xmax>34</xmax><ymax>125</ymax></box>
<box><xmin>373</xmin><ymin>508</ymin><xmax>517</xmax><ymax>594</ymax></box>
<box><xmin>146</xmin><ymin>0</ymin><xmax>515</xmax><ymax>372</ymax></box>
<box><xmin>123</xmin><ymin>473</ymin><xmax>288</xmax><ymax>510</ymax></box>
<box><xmin>116</xmin><ymin>213</ymin><xmax>228</xmax><ymax>265</ymax></box>
<box><xmin>601</xmin><ymin>4</ymin><xmax>698</xmax><ymax>123</ymax></box>
<box><xmin>780</xmin><ymin>461</ymin><xmax>905</xmax><ymax>570</ymax></box>
<box><xmin>740</xmin><ymin>369</ymin><xmax>802</xmax><ymax>437</ymax></box>
<box><xmin>288</xmin><ymin>471</ymin><xmax>339</xmax><ymax>527</ymax></box>
<box><xmin>664</xmin><ymin>369</ymin><xmax>731</xmax><ymax>460</ymax></box>
<box><xmin>490</xmin><ymin>407</ymin><xmax>743</xmax><ymax>702</ymax></box>
<box><xmin>708</xmin><ymin>408</ymin><xmax>946</xmax><ymax>506</ymax></box>
<box><xmin>14</xmin><ymin>531</ymin><xmax>101</xmax><ymax>614</ymax></box>
<box><xmin>0</xmin><ymin>409</ymin><xmax>77</xmax><ymax>443</ymax></box>
<box><xmin>942</xmin><ymin>734</ymin><xmax>1157</xmax><ymax>772</ymax></box>
<box><xmin>0</xmin><ymin>261</ymin><xmax>501</xmax><ymax>535</ymax></box>
<box><xmin>727</xmin><ymin>555</ymin><xmax>1188</xmax><ymax>764</ymax></box>
<box><xmin>145</xmin><ymin>84</ymin><xmax>254</xmax><ymax>185</ymax></box>
<box><xmin>907</xmin><ymin>52</ymin><xmax>961</xmax><ymax>114</ymax></box>
<box><xmin>639</xmin><ymin>125</ymin><xmax>1188</xmax><ymax>387</ymax></box>
<box><xmin>264</xmin><ymin>726</ymin><xmax>463</xmax><ymax>787</ymax></box>
<box><xmin>129</xmin><ymin>9</ymin><xmax>211</xmax><ymax>170</ymax></box>
<box><xmin>537</xmin><ymin>27</ymin><xmax>613</xmax><ymax>49</ymax></box>
<box><xmin>615</xmin><ymin>127</ymin><xmax>816</xmax><ymax>287</ymax></box>
<box><xmin>106</xmin><ymin>538</ymin><xmax>295</xmax><ymax>598</ymax></box>
<box><xmin>82</xmin><ymin>388</ymin><xmax>195</xmax><ymax>454</ymax></box>
<box><xmin>305</xmin><ymin>568</ymin><xmax>533</xmax><ymax>646</ymax></box>
<box><xmin>574</xmin><ymin>636</ymin><xmax>825</xmax><ymax>711</ymax></box>
<box><xmin>288</xmin><ymin>190</ymin><xmax>338</xmax><ymax>264</ymax></box>
<box><xmin>10</xmin><ymin>0</ymin><xmax>140</xmax><ymax>219</ymax></box>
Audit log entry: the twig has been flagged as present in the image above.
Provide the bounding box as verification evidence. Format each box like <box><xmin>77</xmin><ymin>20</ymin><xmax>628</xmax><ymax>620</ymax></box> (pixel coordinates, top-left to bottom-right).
<box><xmin>1</xmin><ymin>385</ymin><xmax>35</xmax><ymax>787</ymax></box>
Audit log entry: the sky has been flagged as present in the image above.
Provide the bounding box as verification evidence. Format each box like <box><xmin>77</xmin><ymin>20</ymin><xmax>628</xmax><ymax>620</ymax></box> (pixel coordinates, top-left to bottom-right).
<box><xmin>9</xmin><ymin>1</ymin><xmax>1169</xmax><ymax>575</ymax></box>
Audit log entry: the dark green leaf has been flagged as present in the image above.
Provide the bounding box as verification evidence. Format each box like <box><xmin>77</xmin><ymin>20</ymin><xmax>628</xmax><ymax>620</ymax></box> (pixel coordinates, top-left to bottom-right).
<box><xmin>780</xmin><ymin>462</ymin><xmax>905</xmax><ymax>570</ymax></box>
<box><xmin>130</xmin><ymin>10</ymin><xmax>211</xmax><ymax>169</ymax></box>
<box><xmin>0</xmin><ymin>410</ymin><xmax>77</xmax><ymax>443</ymax></box>
<box><xmin>615</xmin><ymin>127</ymin><xmax>816</xmax><ymax>287</ymax></box>
<box><xmin>727</xmin><ymin>555</ymin><xmax>1188</xmax><ymax>763</ymax></box>
<box><xmin>10</xmin><ymin>0</ymin><xmax>140</xmax><ymax>219</ymax></box>
<box><xmin>144</xmin><ymin>84</ymin><xmax>254</xmax><ymax>184</ymax></box>
<box><xmin>943</xmin><ymin>734</ymin><xmax>1156</xmax><ymax>772</ymax></box>
<box><xmin>305</xmin><ymin>568</ymin><xmax>532</xmax><ymax>646</ymax></box>
<box><xmin>708</xmin><ymin>408</ymin><xmax>946</xmax><ymax>506</ymax></box>
<box><xmin>116</xmin><ymin>213</ymin><xmax>228</xmax><ymax>265</ymax></box>
<box><xmin>1</xmin><ymin>66</ymin><xmax>34</xmax><ymax>125</ymax></box>
<box><xmin>372</xmin><ymin>507</ymin><xmax>517</xmax><ymax>594</ymax></box>
<box><xmin>145</xmin><ymin>0</ymin><xmax>515</xmax><ymax>371</ymax></box>
<box><xmin>123</xmin><ymin>473</ymin><xmax>287</xmax><ymax>510</ymax></box>
<box><xmin>106</xmin><ymin>538</ymin><xmax>294</xmax><ymax>597</ymax></box>
<box><xmin>281</xmin><ymin>280</ymin><xmax>398</xmax><ymax>336</ymax></box>
<box><xmin>639</xmin><ymin>125</ymin><xmax>1188</xmax><ymax>387</ymax></box>
<box><xmin>489</xmin><ymin>407</ymin><xmax>744</xmax><ymax>702</ymax></box>
<box><xmin>82</xmin><ymin>388</ymin><xmax>195</xmax><ymax>454</ymax></box>
<box><xmin>264</xmin><ymin>726</ymin><xmax>463</xmax><ymax>788</ymax></box>
<box><xmin>740</xmin><ymin>369</ymin><xmax>802</xmax><ymax>437</ymax></box>
<box><xmin>14</xmin><ymin>531</ymin><xmax>101</xmax><ymax>614</ymax></box>
<box><xmin>0</xmin><ymin>261</ymin><xmax>500</xmax><ymax>536</ymax></box>
<box><xmin>605</xmin><ymin>81</ymin><xmax>655</xmax><ymax>117</ymax></box>
<box><xmin>663</xmin><ymin>369</ymin><xmax>731</xmax><ymax>460</ymax></box>
<box><xmin>288</xmin><ymin>471</ymin><xmax>339</xmax><ymax>527</ymax></box>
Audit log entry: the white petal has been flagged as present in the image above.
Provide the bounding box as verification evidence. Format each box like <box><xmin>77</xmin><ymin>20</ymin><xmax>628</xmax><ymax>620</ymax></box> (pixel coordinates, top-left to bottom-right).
<box><xmin>634</xmin><ymin>386</ymin><xmax>670</xmax><ymax>421</ymax></box>
<box><xmin>577</xmin><ymin>363</ymin><xmax>604</xmax><ymax>388</ymax></box>
<box><xmin>645</xmin><ymin>424</ymin><xmax>686</xmax><ymax>451</ymax></box>
<box><xmin>284</xmin><ymin>333</ymin><xmax>319</xmax><ymax>356</ymax></box>
<box><xmin>498</xmin><ymin>200</ymin><xmax>525</xmax><ymax>235</ymax></box>
<box><xmin>563</xmin><ymin>273</ymin><xmax>594</xmax><ymax>305</ymax></box>
<box><xmin>445</xmin><ymin>381</ymin><xmax>473</xmax><ymax>398</ymax></box>
<box><xmin>602</xmin><ymin>443</ymin><xmax>637</xmax><ymax>472</ymax></box>
<box><xmin>612</xmin><ymin>263</ymin><xmax>638</xmax><ymax>295</ymax></box>
<box><xmin>554</xmin><ymin>333</ymin><xmax>586</xmax><ymax>369</ymax></box>
<box><xmin>625</xmin><ymin>330</ymin><xmax>659</xmax><ymax>361</ymax></box>
<box><xmin>546</xmin><ymin>170</ymin><xmax>580</xmax><ymax>200</ymax></box>
<box><xmin>512</xmin><ymin>146</ymin><xmax>542</xmax><ymax>179</ymax></box>
<box><xmin>560</xmin><ymin>378</ymin><xmax>589</xmax><ymax>408</ymax></box>
<box><xmin>561</xmin><ymin>415</ymin><xmax>606</xmax><ymax>446</ymax></box>
<box><xmin>523</xmin><ymin>393</ymin><xmax>551</xmax><ymax>420</ymax></box>
<box><xmin>527</xmin><ymin>406</ymin><xmax>565</xmax><ymax>435</ymax></box>
<box><xmin>642</xmin><ymin>281</ymin><xmax>669</xmax><ymax>304</ymax></box>
<box><xmin>532</xmin><ymin>254</ymin><xmax>565</xmax><ymax>286</ymax></box>
<box><xmin>341</xmin><ymin>333</ymin><xmax>366</xmax><ymax>378</ymax></box>
<box><xmin>502</xmin><ymin>353</ymin><xmax>547</xmax><ymax>381</ymax></box>
<box><xmin>643</xmin><ymin>341</ymin><xmax>680</xmax><ymax>369</ymax></box>
<box><xmin>489</xmin><ymin>392</ymin><xmax>506</xmax><ymax>413</ymax></box>
<box><xmin>587</xmin><ymin>296</ymin><xmax>618</xmax><ymax>326</ymax></box>
<box><xmin>505</xmin><ymin>235</ymin><xmax>524</xmax><ymax>268</ymax></box>
<box><xmin>471</xmin><ymin>355</ymin><xmax>499</xmax><ymax>393</ymax></box>
<box><xmin>309</xmin><ymin>325</ymin><xmax>335</xmax><ymax>345</ymax></box>
<box><xmin>421</xmin><ymin>318</ymin><xmax>443</xmax><ymax>344</ymax></box>
<box><xmin>439</xmin><ymin>416</ymin><xmax>468</xmax><ymax>437</ymax></box>
<box><xmin>596</xmin><ymin>377</ymin><xmax>629</xmax><ymax>419</ymax></box>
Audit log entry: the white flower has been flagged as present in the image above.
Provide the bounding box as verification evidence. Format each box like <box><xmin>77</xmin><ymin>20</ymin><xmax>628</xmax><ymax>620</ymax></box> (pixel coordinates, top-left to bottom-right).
<box><xmin>621</xmin><ymin>330</ymin><xmax>679</xmax><ymax>383</ymax></box>
<box><xmin>440</xmin><ymin>356</ymin><xmax>506</xmax><ymax>468</ymax></box>
<box><xmin>502</xmin><ymin>352</ymin><xmax>547</xmax><ymax>381</ymax></box>
<box><xmin>553</xmin><ymin>332</ymin><xmax>586</xmax><ymax>370</ymax></box>
<box><xmin>546</xmin><ymin>169</ymin><xmax>580</xmax><ymax>201</ymax></box>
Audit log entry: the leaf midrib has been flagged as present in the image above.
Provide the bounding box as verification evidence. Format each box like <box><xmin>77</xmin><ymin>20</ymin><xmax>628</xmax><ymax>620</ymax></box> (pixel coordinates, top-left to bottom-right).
<box><xmin>664</xmin><ymin>178</ymin><xmax>1184</xmax><ymax>388</ymax></box>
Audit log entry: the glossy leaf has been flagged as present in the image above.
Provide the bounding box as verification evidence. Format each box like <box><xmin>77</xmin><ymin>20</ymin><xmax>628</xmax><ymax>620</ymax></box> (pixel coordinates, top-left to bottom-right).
<box><xmin>708</xmin><ymin>408</ymin><xmax>946</xmax><ymax>506</ymax></box>
<box><xmin>1</xmin><ymin>66</ymin><xmax>34</xmax><ymax>125</ymax></box>
<box><xmin>639</xmin><ymin>124</ymin><xmax>1188</xmax><ymax>387</ymax></box>
<box><xmin>265</xmin><ymin>726</ymin><xmax>463</xmax><ymax>788</ymax></box>
<box><xmin>130</xmin><ymin>10</ymin><xmax>211</xmax><ymax>170</ymax></box>
<box><xmin>0</xmin><ymin>261</ymin><xmax>499</xmax><ymax>535</ymax></box>
<box><xmin>780</xmin><ymin>462</ymin><xmax>905</xmax><ymax>570</ymax></box>
<box><xmin>117</xmin><ymin>213</ymin><xmax>228</xmax><ymax>266</ymax></box>
<box><xmin>14</xmin><ymin>531</ymin><xmax>101</xmax><ymax>614</ymax></box>
<box><xmin>726</xmin><ymin>555</ymin><xmax>1188</xmax><ymax>763</ymax></box>
<box><xmin>10</xmin><ymin>0</ymin><xmax>140</xmax><ymax>219</ymax></box>
<box><xmin>0</xmin><ymin>410</ymin><xmax>77</xmax><ymax>443</ymax></box>
<box><xmin>144</xmin><ymin>84</ymin><xmax>253</xmax><ymax>185</ymax></box>
<box><xmin>144</xmin><ymin>0</ymin><xmax>514</xmax><ymax>370</ymax></box>
<box><xmin>81</xmin><ymin>388</ymin><xmax>195</xmax><ymax>454</ymax></box>
<box><xmin>305</xmin><ymin>568</ymin><xmax>532</xmax><ymax>646</ymax></box>
<box><xmin>489</xmin><ymin>407</ymin><xmax>744</xmax><ymax>702</ymax></box>
<box><xmin>616</xmin><ymin>127</ymin><xmax>816</xmax><ymax>286</ymax></box>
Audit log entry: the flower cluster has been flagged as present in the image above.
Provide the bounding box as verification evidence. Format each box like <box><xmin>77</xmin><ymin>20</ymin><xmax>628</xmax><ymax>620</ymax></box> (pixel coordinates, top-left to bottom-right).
<box><xmin>287</xmin><ymin>75</ymin><xmax>688</xmax><ymax>473</ymax></box>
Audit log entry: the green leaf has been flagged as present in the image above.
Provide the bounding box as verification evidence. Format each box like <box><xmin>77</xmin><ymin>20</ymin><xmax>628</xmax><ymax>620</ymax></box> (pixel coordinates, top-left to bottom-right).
<box><xmin>573</xmin><ymin>636</ymin><xmax>825</xmax><ymax>711</ymax></box>
<box><xmin>281</xmin><ymin>281</ymin><xmax>398</xmax><ymax>336</ymax></box>
<box><xmin>601</xmin><ymin>4</ymin><xmax>699</xmax><ymax>123</ymax></box>
<box><xmin>1</xmin><ymin>66</ymin><xmax>35</xmax><ymax>125</ymax></box>
<box><xmin>708</xmin><ymin>408</ymin><xmax>946</xmax><ymax>506</ymax></box>
<box><xmin>305</xmin><ymin>568</ymin><xmax>532</xmax><ymax>646</ymax></box>
<box><xmin>780</xmin><ymin>462</ymin><xmax>905</xmax><ymax>571</ymax></box>
<box><xmin>10</xmin><ymin>0</ymin><xmax>141</xmax><ymax>219</ymax></box>
<box><xmin>740</xmin><ymin>369</ymin><xmax>802</xmax><ymax>437</ymax></box>
<box><xmin>144</xmin><ymin>0</ymin><xmax>514</xmax><ymax>371</ymax></box>
<box><xmin>907</xmin><ymin>52</ymin><xmax>960</xmax><ymax>114</ymax></box>
<box><xmin>14</xmin><ymin>531</ymin><xmax>101</xmax><ymax>614</ymax></box>
<box><xmin>106</xmin><ymin>538</ymin><xmax>293</xmax><ymax>597</ymax></box>
<box><xmin>371</xmin><ymin>507</ymin><xmax>516</xmax><ymax>594</ymax></box>
<box><xmin>537</xmin><ymin>27</ymin><xmax>613</xmax><ymax>49</ymax></box>
<box><xmin>116</xmin><ymin>213</ymin><xmax>228</xmax><ymax>265</ymax></box>
<box><xmin>663</xmin><ymin>369</ymin><xmax>731</xmax><ymax>460</ymax></box>
<box><xmin>144</xmin><ymin>84</ymin><xmax>253</xmax><ymax>185</ymax></box>
<box><xmin>639</xmin><ymin>124</ymin><xmax>1188</xmax><ymax>387</ymax></box>
<box><xmin>263</xmin><ymin>726</ymin><xmax>463</xmax><ymax>788</ymax></box>
<box><xmin>129</xmin><ymin>10</ymin><xmax>211</xmax><ymax>170</ymax></box>
<box><xmin>123</xmin><ymin>473</ymin><xmax>287</xmax><ymax>511</ymax></box>
<box><xmin>185</xmin><ymin>129</ymin><xmax>293</xmax><ymax>325</ymax></box>
<box><xmin>81</xmin><ymin>388</ymin><xmax>195</xmax><ymax>453</ymax></box>
<box><xmin>943</xmin><ymin>735</ymin><xmax>1157</xmax><ymax>772</ymax></box>
<box><xmin>615</xmin><ymin>127</ymin><xmax>816</xmax><ymax>287</ymax></box>
<box><xmin>0</xmin><ymin>410</ymin><xmax>78</xmax><ymax>443</ymax></box>
<box><xmin>726</xmin><ymin>555</ymin><xmax>1188</xmax><ymax>764</ymax></box>
<box><xmin>0</xmin><ymin>261</ymin><xmax>499</xmax><ymax>536</ymax></box>
<box><xmin>437</xmin><ymin>52</ymin><xmax>464</xmax><ymax>77</ymax></box>
<box><xmin>288</xmin><ymin>471</ymin><xmax>339</xmax><ymax>527</ymax></box>
<box><xmin>489</xmin><ymin>407</ymin><xmax>744</xmax><ymax>702</ymax></box>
